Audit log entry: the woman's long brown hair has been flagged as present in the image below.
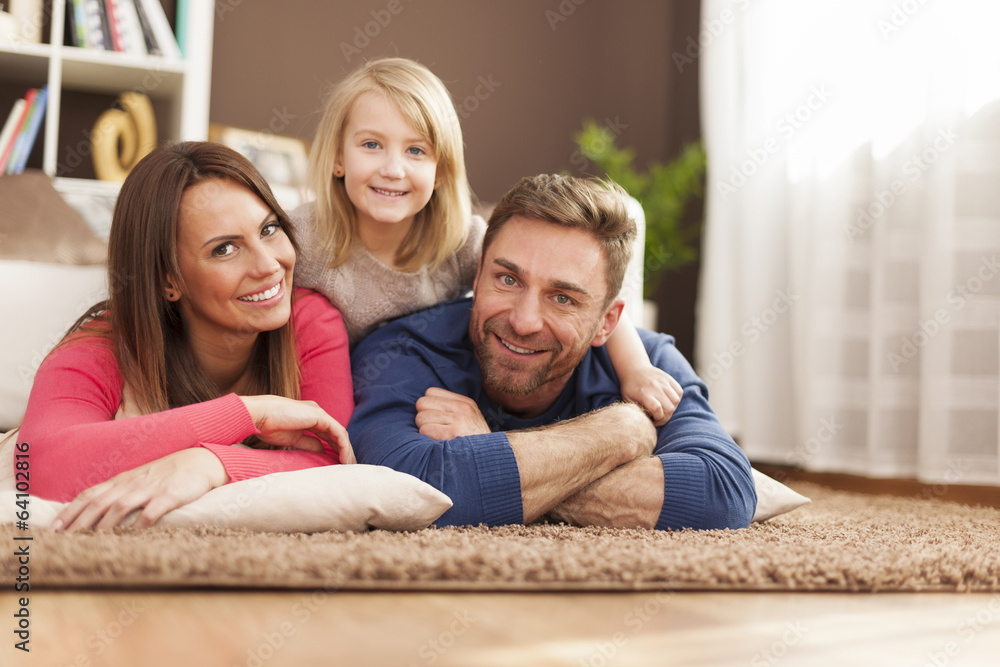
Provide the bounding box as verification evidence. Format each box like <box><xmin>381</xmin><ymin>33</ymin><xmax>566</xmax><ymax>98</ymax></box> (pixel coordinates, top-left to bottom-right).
<box><xmin>61</xmin><ymin>142</ymin><xmax>300</xmax><ymax>436</ymax></box>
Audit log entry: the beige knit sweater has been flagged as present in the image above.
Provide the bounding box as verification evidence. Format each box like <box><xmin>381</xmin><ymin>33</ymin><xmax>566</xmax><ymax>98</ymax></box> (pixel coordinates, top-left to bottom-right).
<box><xmin>289</xmin><ymin>203</ymin><xmax>485</xmax><ymax>346</ymax></box>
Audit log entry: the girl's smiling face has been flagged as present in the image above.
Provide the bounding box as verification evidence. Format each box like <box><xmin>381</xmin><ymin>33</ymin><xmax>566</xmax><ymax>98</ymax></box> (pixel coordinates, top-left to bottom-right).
<box><xmin>336</xmin><ymin>91</ymin><xmax>439</xmax><ymax>235</ymax></box>
<box><xmin>169</xmin><ymin>177</ymin><xmax>295</xmax><ymax>345</ymax></box>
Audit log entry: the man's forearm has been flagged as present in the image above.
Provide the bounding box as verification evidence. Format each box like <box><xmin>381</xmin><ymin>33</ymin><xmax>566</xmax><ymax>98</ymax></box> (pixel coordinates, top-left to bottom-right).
<box><xmin>509</xmin><ymin>402</ymin><xmax>656</xmax><ymax>523</ymax></box>
<box><xmin>547</xmin><ymin>456</ymin><xmax>664</xmax><ymax>529</ymax></box>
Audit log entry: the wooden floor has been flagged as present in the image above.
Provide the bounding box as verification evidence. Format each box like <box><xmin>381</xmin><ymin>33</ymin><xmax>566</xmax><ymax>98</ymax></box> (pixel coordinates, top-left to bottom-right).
<box><xmin>3</xmin><ymin>472</ymin><xmax>999</xmax><ymax>666</ymax></box>
<box><xmin>755</xmin><ymin>464</ymin><xmax>1000</xmax><ymax>509</ymax></box>
<box><xmin>3</xmin><ymin>589</ymin><xmax>1000</xmax><ymax>666</ymax></box>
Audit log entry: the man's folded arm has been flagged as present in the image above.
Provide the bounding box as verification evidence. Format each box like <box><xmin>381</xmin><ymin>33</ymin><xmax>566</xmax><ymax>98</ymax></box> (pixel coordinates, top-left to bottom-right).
<box><xmin>547</xmin><ymin>383</ymin><xmax>757</xmax><ymax>530</ymax></box>
<box><xmin>349</xmin><ymin>388</ymin><xmax>657</xmax><ymax>526</ymax></box>
<box><xmin>349</xmin><ymin>385</ymin><xmax>522</xmax><ymax>527</ymax></box>
<box><xmin>548</xmin><ymin>439</ymin><xmax>756</xmax><ymax>531</ymax></box>
<box><xmin>548</xmin><ymin>455</ymin><xmax>665</xmax><ymax>529</ymax></box>
<box><xmin>508</xmin><ymin>402</ymin><xmax>656</xmax><ymax>523</ymax></box>
<box><xmin>548</xmin><ymin>331</ymin><xmax>758</xmax><ymax>531</ymax></box>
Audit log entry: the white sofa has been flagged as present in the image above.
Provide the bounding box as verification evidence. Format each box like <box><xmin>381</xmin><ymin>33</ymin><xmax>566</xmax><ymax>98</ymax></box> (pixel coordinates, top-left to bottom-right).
<box><xmin>0</xmin><ymin>177</ymin><xmax>114</xmax><ymax>432</ymax></box>
<box><xmin>0</xmin><ymin>260</ymin><xmax>108</xmax><ymax>431</ymax></box>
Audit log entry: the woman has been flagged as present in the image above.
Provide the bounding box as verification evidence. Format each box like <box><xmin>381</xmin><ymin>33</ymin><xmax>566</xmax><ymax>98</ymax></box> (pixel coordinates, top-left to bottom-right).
<box><xmin>17</xmin><ymin>142</ymin><xmax>355</xmax><ymax>531</ymax></box>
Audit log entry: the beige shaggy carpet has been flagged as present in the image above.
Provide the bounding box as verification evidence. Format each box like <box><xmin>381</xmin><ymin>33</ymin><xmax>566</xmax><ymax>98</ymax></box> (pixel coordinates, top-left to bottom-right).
<box><xmin>3</xmin><ymin>482</ymin><xmax>998</xmax><ymax>592</ymax></box>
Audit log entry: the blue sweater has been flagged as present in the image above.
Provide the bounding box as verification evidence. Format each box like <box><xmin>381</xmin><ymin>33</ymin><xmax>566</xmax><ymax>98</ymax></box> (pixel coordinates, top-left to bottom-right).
<box><xmin>349</xmin><ymin>298</ymin><xmax>756</xmax><ymax>530</ymax></box>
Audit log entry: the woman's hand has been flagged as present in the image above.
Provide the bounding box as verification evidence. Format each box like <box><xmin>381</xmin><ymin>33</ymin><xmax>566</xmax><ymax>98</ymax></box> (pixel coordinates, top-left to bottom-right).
<box><xmin>619</xmin><ymin>365</ymin><xmax>683</xmax><ymax>427</ymax></box>
<box><xmin>51</xmin><ymin>448</ymin><xmax>228</xmax><ymax>532</ymax></box>
<box><xmin>240</xmin><ymin>395</ymin><xmax>356</xmax><ymax>464</ymax></box>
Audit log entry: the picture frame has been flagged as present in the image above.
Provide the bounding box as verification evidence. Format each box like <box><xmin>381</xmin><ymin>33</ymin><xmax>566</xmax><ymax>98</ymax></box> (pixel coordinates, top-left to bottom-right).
<box><xmin>208</xmin><ymin>123</ymin><xmax>311</xmax><ymax>210</ymax></box>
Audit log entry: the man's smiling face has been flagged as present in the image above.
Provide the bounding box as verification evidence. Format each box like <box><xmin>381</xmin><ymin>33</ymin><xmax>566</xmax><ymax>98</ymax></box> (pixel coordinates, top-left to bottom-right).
<box><xmin>469</xmin><ymin>215</ymin><xmax>621</xmax><ymax>417</ymax></box>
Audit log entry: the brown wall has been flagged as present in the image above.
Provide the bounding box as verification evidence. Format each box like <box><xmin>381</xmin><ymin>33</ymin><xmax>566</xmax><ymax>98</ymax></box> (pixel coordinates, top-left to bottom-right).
<box><xmin>211</xmin><ymin>0</ymin><xmax>703</xmax><ymax>355</ymax></box>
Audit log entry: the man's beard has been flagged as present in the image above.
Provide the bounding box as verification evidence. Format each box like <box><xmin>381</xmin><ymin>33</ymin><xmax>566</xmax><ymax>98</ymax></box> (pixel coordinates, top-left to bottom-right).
<box><xmin>473</xmin><ymin>314</ymin><xmax>562</xmax><ymax>397</ymax></box>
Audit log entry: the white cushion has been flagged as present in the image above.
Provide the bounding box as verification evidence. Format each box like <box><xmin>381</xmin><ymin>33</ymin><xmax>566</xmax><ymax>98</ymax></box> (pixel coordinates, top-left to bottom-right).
<box><xmin>751</xmin><ymin>468</ymin><xmax>811</xmax><ymax>522</ymax></box>
<box><xmin>0</xmin><ymin>261</ymin><xmax>108</xmax><ymax>431</ymax></box>
<box><xmin>1</xmin><ymin>432</ymin><xmax>805</xmax><ymax>530</ymax></box>
<box><xmin>0</xmin><ymin>434</ymin><xmax>452</xmax><ymax>533</ymax></box>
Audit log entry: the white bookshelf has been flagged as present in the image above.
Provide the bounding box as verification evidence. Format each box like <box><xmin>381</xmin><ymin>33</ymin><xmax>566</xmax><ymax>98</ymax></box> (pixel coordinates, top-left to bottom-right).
<box><xmin>0</xmin><ymin>0</ymin><xmax>214</xmax><ymax>195</ymax></box>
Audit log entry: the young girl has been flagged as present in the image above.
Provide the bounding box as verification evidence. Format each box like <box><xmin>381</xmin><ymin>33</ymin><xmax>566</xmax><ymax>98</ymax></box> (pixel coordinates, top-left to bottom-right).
<box><xmin>292</xmin><ymin>57</ymin><xmax>681</xmax><ymax>424</ymax></box>
<box><xmin>18</xmin><ymin>142</ymin><xmax>355</xmax><ymax>531</ymax></box>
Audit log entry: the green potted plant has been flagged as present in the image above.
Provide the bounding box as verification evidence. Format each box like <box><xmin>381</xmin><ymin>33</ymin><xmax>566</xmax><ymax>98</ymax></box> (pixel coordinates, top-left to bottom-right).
<box><xmin>573</xmin><ymin>120</ymin><xmax>707</xmax><ymax>301</ymax></box>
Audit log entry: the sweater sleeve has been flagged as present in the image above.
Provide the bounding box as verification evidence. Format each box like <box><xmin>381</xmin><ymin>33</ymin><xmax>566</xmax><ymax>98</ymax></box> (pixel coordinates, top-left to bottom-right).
<box><xmin>349</xmin><ymin>387</ymin><xmax>523</xmax><ymax>528</ymax></box>
<box><xmin>349</xmin><ymin>314</ymin><xmax>523</xmax><ymax>527</ymax></box>
<box><xmin>639</xmin><ymin>331</ymin><xmax>756</xmax><ymax>530</ymax></box>
<box><xmin>293</xmin><ymin>289</ymin><xmax>354</xmax><ymax>426</ymax></box>
<box><xmin>19</xmin><ymin>339</ymin><xmax>260</xmax><ymax>501</ymax></box>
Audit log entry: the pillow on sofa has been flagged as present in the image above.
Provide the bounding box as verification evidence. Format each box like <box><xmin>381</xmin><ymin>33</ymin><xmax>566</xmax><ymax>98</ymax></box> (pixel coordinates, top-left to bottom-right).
<box><xmin>0</xmin><ymin>260</ymin><xmax>108</xmax><ymax>431</ymax></box>
<box><xmin>0</xmin><ymin>434</ymin><xmax>452</xmax><ymax>533</ymax></box>
<box><xmin>0</xmin><ymin>170</ymin><xmax>107</xmax><ymax>264</ymax></box>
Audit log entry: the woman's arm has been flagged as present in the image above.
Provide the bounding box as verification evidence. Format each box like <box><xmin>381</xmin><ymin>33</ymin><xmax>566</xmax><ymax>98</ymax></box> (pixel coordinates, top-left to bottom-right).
<box><xmin>605</xmin><ymin>311</ymin><xmax>683</xmax><ymax>426</ymax></box>
<box><xmin>22</xmin><ymin>295</ymin><xmax>354</xmax><ymax>502</ymax></box>
<box><xmin>52</xmin><ymin>447</ymin><xmax>228</xmax><ymax>531</ymax></box>
<box><xmin>52</xmin><ymin>392</ymin><xmax>357</xmax><ymax>532</ymax></box>
<box><xmin>20</xmin><ymin>340</ymin><xmax>265</xmax><ymax>501</ymax></box>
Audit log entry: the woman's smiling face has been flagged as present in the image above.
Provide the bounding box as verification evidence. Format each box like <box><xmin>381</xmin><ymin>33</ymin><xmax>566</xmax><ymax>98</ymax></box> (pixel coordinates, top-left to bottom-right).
<box><xmin>169</xmin><ymin>177</ymin><xmax>295</xmax><ymax>344</ymax></box>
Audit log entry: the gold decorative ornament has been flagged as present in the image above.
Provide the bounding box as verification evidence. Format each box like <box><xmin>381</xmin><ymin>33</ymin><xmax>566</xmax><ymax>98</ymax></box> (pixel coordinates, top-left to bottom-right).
<box><xmin>92</xmin><ymin>92</ymin><xmax>157</xmax><ymax>182</ymax></box>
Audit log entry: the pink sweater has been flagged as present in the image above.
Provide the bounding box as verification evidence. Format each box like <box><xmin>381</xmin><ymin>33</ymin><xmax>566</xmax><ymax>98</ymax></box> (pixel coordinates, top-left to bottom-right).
<box><xmin>19</xmin><ymin>289</ymin><xmax>353</xmax><ymax>502</ymax></box>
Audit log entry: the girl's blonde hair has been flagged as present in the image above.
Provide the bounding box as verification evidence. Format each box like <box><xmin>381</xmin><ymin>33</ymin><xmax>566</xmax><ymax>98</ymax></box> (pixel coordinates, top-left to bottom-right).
<box><xmin>308</xmin><ymin>57</ymin><xmax>471</xmax><ymax>272</ymax></box>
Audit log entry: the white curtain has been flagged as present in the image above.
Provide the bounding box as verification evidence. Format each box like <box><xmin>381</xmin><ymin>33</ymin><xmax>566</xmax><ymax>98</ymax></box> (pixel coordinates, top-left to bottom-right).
<box><xmin>696</xmin><ymin>0</ymin><xmax>1000</xmax><ymax>485</ymax></box>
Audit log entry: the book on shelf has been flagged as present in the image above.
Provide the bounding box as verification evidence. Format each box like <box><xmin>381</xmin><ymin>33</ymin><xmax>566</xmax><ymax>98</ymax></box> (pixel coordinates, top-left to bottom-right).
<box><xmin>175</xmin><ymin>0</ymin><xmax>188</xmax><ymax>57</ymax></box>
<box><xmin>5</xmin><ymin>86</ymin><xmax>47</xmax><ymax>175</ymax></box>
<box><xmin>102</xmin><ymin>0</ymin><xmax>123</xmax><ymax>52</ymax></box>
<box><xmin>135</xmin><ymin>0</ymin><xmax>181</xmax><ymax>58</ymax></box>
<box><xmin>110</xmin><ymin>0</ymin><xmax>148</xmax><ymax>56</ymax></box>
<box><xmin>0</xmin><ymin>98</ymin><xmax>29</xmax><ymax>175</ymax></box>
<box><xmin>66</xmin><ymin>0</ymin><xmax>88</xmax><ymax>48</ymax></box>
<box><xmin>83</xmin><ymin>0</ymin><xmax>110</xmax><ymax>50</ymax></box>
<box><xmin>63</xmin><ymin>0</ymin><xmax>181</xmax><ymax>58</ymax></box>
<box><xmin>130</xmin><ymin>0</ymin><xmax>160</xmax><ymax>55</ymax></box>
<box><xmin>0</xmin><ymin>89</ymin><xmax>36</xmax><ymax>174</ymax></box>
<box><xmin>94</xmin><ymin>0</ymin><xmax>116</xmax><ymax>51</ymax></box>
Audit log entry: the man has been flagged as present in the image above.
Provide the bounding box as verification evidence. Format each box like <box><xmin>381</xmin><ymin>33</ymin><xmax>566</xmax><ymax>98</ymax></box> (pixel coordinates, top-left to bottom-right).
<box><xmin>348</xmin><ymin>174</ymin><xmax>756</xmax><ymax>530</ymax></box>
